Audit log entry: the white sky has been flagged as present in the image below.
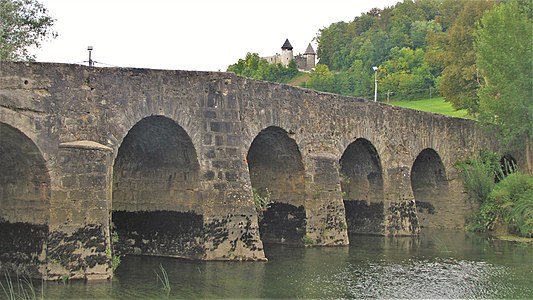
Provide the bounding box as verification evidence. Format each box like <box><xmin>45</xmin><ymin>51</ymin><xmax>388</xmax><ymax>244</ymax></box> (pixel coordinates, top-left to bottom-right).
<box><xmin>35</xmin><ymin>0</ymin><xmax>400</xmax><ymax>72</ymax></box>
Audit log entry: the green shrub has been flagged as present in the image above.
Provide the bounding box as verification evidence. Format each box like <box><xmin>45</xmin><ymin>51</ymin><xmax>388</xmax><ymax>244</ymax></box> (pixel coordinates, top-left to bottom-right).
<box><xmin>459</xmin><ymin>151</ymin><xmax>533</xmax><ymax>236</ymax></box>
<box><xmin>467</xmin><ymin>198</ymin><xmax>499</xmax><ymax>232</ymax></box>
<box><xmin>312</xmin><ymin>186</ymin><xmax>323</xmax><ymax>200</ymax></box>
<box><xmin>109</xmin><ymin>224</ymin><xmax>122</xmax><ymax>271</ymax></box>
<box><xmin>252</xmin><ymin>188</ymin><xmax>272</xmax><ymax>211</ymax></box>
<box><xmin>457</xmin><ymin>151</ymin><xmax>500</xmax><ymax>203</ymax></box>
<box><xmin>490</xmin><ymin>173</ymin><xmax>533</xmax><ymax>237</ymax></box>
<box><xmin>302</xmin><ymin>235</ymin><xmax>315</xmax><ymax>246</ymax></box>
<box><xmin>512</xmin><ymin>189</ymin><xmax>533</xmax><ymax>237</ymax></box>
<box><xmin>112</xmin><ymin>255</ymin><xmax>121</xmax><ymax>271</ymax></box>
<box><xmin>469</xmin><ymin>172</ymin><xmax>533</xmax><ymax>236</ymax></box>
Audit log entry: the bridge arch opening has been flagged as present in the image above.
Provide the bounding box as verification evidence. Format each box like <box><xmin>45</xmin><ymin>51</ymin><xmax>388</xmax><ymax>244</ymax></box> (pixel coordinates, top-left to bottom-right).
<box><xmin>340</xmin><ymin>138</ymin><xmax>384</xmax><ymax>236</ymax></box>
<box><xmin>112</xmin><ymin>115</ymin><xmax>204</xmax><ymax>259</ymax></box>
<box><xmin>247</xmin><ymin>126</ymin><xmax>307</xmax><ymax>246</ymax></box>
<box><xmin>410</xmin><ymin>148</ymin><xmax>449</xmax><ymax>228</ymax></box>
<box><xmin>0</xmin><ymin>123</ymin><xmax>50</xmax><ymax>277</ymax></box>
<box><xmin>499</xmin><ymin>154</ymin><xmax>518</xmax><ymax>180</ymax></box>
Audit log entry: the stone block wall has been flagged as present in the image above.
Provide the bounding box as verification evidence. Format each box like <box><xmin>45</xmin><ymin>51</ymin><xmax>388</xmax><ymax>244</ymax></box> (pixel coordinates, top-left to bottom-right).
<box><xmin>46</xmin><ymin>141</ymin><xmax>113</xmax><ymax>280</ymax></box>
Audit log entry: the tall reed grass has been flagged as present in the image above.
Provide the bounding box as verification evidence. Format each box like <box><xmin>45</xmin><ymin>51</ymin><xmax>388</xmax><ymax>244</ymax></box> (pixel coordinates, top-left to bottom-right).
<box><xmin>155</xmin><ymin>264</ymin><xmax>171</xmax><ymax>295</ymax></box>
<box><xmin>0</xmin><ymin>272</ymin><xmax>43</xmax><ymax>300</ymax></box>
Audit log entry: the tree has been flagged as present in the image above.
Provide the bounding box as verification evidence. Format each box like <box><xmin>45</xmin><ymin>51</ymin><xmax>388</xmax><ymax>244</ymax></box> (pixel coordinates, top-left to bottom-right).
<box><xmin>432</xmin><ymin>0</ymin><xmax>494</xmax><ymax>114</ymax></box>
<box><xmin>227</xmin><ymin>53</ymin><xmax>300</xmax><ymax>84</ymax></box>
<box><xmin>0</xmin><ymin>0</ymin><xmax>57</xmax><ymax>61</ymax></box>
<box><xmin>313</xmin><ymin>0</ymin><xmax>448</xmax><ymax>101</ymax></box>
<box><xmin>306</xmin><ymin>64</ymin><xmax>335</xmax><ymax>92</ymax></box>
<box><xmin>475</xmin><ymin>0</ymin><xmax>533</xmax><ymax>174</ymax></box>
<box><xmin>380</xmin><ymin>47</ymin><xmax>434</xmax><ymax>100</ymax></box>
<box><xmin>410</xmin><ymin>20</ymin><xmax>442</xmax><ymax>49</ymax></box>
<box><xmin>316</xmin><ymin>21</ymin><xmax>352</xmax><ymax>70</ymax></box>
<box><xmin>348</xmin><ymin>60</ymin><xmax>372</xmax><ymax>97</ymax></box>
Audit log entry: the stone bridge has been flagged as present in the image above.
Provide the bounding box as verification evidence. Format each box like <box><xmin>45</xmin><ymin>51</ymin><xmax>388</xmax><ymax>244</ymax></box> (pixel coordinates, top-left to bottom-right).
<box><xmin>0</xmin><ymin>62</ymin><xmax>496</xmax><ymax>280</ymax></box>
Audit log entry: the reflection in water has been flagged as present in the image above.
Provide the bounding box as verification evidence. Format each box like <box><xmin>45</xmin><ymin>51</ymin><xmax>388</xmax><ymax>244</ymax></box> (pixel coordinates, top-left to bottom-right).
<box><xmin>21</xmin><ymin>230</ymin><xmax>533</xmax><ymax>298</ymax></box>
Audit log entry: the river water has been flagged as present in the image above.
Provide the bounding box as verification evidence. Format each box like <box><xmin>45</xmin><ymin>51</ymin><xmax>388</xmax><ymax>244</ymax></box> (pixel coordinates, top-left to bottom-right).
<box><xmin>14</xmin><ymin>230</ymin><xmax>533</xmax><ymax>299</ymax></box>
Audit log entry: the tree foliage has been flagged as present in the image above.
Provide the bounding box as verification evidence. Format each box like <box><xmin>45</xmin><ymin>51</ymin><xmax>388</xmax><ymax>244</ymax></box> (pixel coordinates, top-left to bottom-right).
<box><xmin>475</xmin><ymin>0</ymin><xmax>533</xmax><ymax>174</ymax></box>
<box><xmin>429</xmin><ymin>0</ymin><xmax>495</xmax><ymax>113</ymax></box>
<box><xmin>380</xmin><ymin>47</ymin><xmax>434</xmax><ymax>100</ymax></box>
<box><xmin>227</xmin><ymin>0</ymin><xmax>528</xmax><ymax>122</ymax></box>
<box><xmin>227</xmin><ymin>52</ymin><xmax>299</xmax><ymax>83</ymax></box>
<box><xmin>0</xmin><ymin>0</ymin><xmax>57</xmax><ymax>61</ymax></box>
<box><xmin>309</xmin><ymin>0</ymin><xmax>450</xmax><ymax>100</ymax></box>
<box><xmin>306</xmin><ymin>0</ymin><xmax>500</xmax><ymax>103</ymax></box>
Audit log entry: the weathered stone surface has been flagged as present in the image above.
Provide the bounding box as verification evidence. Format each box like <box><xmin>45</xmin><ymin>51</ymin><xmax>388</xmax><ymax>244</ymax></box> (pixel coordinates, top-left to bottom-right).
<box><xmin>259</xmin><ymin>202</ymin><xmax>307</xmax><ymax>245</ymax></box>
<box><xmin>45</xmin><ymin>143</ymin><xmax>113</xmax><ymax>280</ymax></box>
<box><xmin>112</xmin><ymin>210</ymin><xmax>205</xmax><ymax>259</ymax></box>
<box><xmin>344</xmin><ymin>200</ymin><xmax>384</xmax><ymax>234</ymax></box>
<box><xmin>386</xmin><ymin>200</ymin><xmax>420</xmax><ymax>236</ymax></box>
<box><xmin>0</xmin><ymin>62</ymin><xmax>499</xmax><ymax>279</ymax></box>
<box><xmin>47</xmin><ymin>224</ymin><xmax>110</xmax><ymax>281</ymax></box>
<box><xmin>0</xmin><ymin>221</ymin><xmax>48</xmax><ymax>277</ymax></box>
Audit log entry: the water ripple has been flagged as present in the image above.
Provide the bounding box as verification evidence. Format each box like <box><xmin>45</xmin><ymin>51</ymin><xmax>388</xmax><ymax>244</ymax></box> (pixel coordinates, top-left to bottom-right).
<box><xmin>318</xmin><ymin>257</ymin><xmax>529</xmax><ymax>299</ymax></box>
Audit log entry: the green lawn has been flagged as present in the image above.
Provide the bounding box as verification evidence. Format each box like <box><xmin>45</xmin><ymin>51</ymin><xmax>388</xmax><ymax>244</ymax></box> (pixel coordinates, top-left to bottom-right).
<box><xmin>389</xmin><ymin>97</ymin><xmax>473</xmax><ymax>119</ymax></box>
<box><xmin>287</xmin><ymin>73</ymin><xmax>310</xmax><ymax>86</ymax></box>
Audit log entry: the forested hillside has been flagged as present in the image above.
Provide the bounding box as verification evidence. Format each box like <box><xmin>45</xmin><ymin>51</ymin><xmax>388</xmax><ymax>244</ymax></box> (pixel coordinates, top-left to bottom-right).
<box><xmin>309</xmin><ymin>0</ymin><xmax>500</xmax><ymax>106</ymax></box>
<box><xmin>228</xmin><ymin>0</ymin><xmax>530</xmax><ymax>116</ymax></box>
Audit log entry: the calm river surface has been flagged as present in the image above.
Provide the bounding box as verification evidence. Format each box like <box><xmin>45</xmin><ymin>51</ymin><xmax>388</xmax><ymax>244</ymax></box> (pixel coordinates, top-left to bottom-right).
<box><xmin>29</xmin><ymin>230</ymin><xmax>533</xmax><ymax>299</ymax></box>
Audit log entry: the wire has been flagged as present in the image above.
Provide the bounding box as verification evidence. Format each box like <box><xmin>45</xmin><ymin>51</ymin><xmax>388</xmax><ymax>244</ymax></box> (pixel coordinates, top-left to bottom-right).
<box><xmin>75</xmin><ymin>60</ymin><xmax>121</xmax><ymax>68</ymax></box>
<box><xmin>93</xmin><ymin>61</ymin><xmax>121</xmax><ymax>68</ymax></box>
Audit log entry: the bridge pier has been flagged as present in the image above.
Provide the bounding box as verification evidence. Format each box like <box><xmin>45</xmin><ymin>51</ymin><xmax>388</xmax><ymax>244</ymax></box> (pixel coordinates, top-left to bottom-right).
<box><xmin>47</xmin><ymin>141</ymin><xmax>113</xmax><ymax>280</ymax></box>
<box><xmin>305</xmin><ymin>154</ymin><xmax>349</xmax><ymax>245</ymax></box>
<box><xmin>203</xmin><ymin>211</ymin><xmax>266</xmax><ymax>261</ymax></box>
<box><xmin>383</xmin><ymin>165</ymin><xmax>420</xmax><ymax>236</ymax></box>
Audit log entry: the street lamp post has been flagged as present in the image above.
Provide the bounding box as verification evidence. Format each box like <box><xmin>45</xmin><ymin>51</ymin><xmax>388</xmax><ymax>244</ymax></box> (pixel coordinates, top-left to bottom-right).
<box><xmin>87</xmin><ymin>46</ymin><xmax>94</xmax><ymax>67</ymax></box>
<box><xmin>373</xmin><ymin>66</ymin><xmax>378</xmax><ymax>102</ymax></box>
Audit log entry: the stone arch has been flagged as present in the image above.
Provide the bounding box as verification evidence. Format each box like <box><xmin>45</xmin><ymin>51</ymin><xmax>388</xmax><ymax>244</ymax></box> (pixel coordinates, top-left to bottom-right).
<box><xmin>111</xmin><ymin>115</ymin><xmax>204</xmax><ymax>259</ymax></box>
<box><xmin>339</xmin><ymin>138</ymin><xmax>384</xmax><ymax>235</ymax></box>
<box><xmin>246</xmin><ymin>126</ymin><xmax>306</xmax><ymax>245</ymax></box>
<box><xmin>410</xmin><ymin>148</ymin><xmax>449</xmax><ymax>228</ymax></box>
<box><xmin>0</xmin><ymin>122</ymin><xmax>50</xmax><ymax>277</ymax></box>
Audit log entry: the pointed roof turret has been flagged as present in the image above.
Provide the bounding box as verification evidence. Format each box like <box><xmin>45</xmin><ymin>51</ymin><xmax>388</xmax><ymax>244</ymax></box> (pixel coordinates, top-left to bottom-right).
<box><xmin>304</xmin><ymin>43</ymin><xmax>316</xmax><ymax>55</ymax></box>
<box><xmin>281</xmin><ymin>39</ymin><xmax>293</xmax><ymax>50</ymax></box>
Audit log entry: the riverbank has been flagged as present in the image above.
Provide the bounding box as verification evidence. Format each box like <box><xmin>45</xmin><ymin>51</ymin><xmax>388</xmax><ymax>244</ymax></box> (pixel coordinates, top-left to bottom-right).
<box><xmin>495</xmin><ymin>235</ymin><xmax>533</xmax><ymax>243</ymax></box>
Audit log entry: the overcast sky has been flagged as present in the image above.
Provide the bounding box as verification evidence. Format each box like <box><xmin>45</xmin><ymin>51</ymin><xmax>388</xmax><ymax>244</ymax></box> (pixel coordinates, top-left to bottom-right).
<box><xmin>35</xmin><ymin>0</ymin><xmax>400</xmax><ymax>71</ymax></box>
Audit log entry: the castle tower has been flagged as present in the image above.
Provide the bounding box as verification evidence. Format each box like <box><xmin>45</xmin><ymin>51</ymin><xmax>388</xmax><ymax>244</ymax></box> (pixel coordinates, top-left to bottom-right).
<box><xmin>304</xmin><ymin>43</ymin><xmax>316</xmax><ymax>70</ymax></box>
<box><xmin>281</xmin><ymin>39</ymin><xmax>294</xmax><ymax>67</ymax></box>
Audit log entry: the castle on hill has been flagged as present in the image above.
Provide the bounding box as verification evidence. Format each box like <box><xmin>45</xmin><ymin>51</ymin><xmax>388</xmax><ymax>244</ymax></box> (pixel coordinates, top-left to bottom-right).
<box><xmin>263</xmin><ymin>39</ymin><xmax>316</xmax><ymax>72</ymax></box>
